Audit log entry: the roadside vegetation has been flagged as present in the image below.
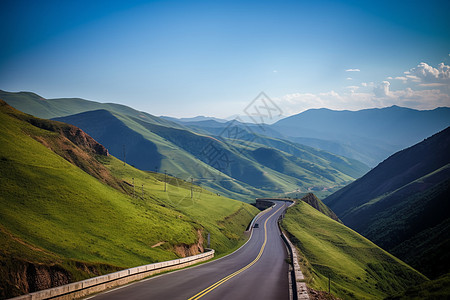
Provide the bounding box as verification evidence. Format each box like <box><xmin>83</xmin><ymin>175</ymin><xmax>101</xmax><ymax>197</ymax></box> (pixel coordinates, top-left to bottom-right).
<box><xmin>0</xmin><ymin>101</ymin><xmax>258</xmax><ymax>298</ymax></box>
<box><xmin>282</xmin><ymin>199</ymin><xmax>426</xmax><ymax>299</ymax></box>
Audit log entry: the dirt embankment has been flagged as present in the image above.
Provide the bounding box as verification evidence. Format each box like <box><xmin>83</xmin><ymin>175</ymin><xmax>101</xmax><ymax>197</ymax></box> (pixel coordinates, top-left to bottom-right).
<box><xmin>1</xmin><ymin>259</ymin><xmax>70</xmax><ymax>299</ymax></box>
<box><xmin>173</xmin><ymin>229</ymin><xmax>205</xmax><ymax>257</ymax></box>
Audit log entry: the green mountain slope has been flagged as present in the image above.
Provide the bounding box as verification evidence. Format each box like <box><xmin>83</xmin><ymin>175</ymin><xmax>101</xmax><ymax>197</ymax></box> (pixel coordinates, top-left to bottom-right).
<box><xmin>55</xmin><ymin>109</ymin><xmax>368</xmax><ymax>200</ymax></box>
<box><xmin>324</xmin><ymin>127</ymin><xmax>450</xmax><ymax>279</ymax></box>
<box><xmin>386</xmin><ymin>273</ymin><xmax>450</xmax><ymax>300</ymax></box>
<box><xmin>0</xmin><ymin>90</ymin><xmax>184</xmax><ymax>129</ymax></box>
<box><xmin>0</xmin><ymin>100</ymin><xmax>258</xmax><ymax>298</ymax></box>
<box><xmin>299</xmin><ymin>193</ymin><xmax>340</xmax><ymax>222</ymax></box>
<box><xmin>282</xmin><ymin>200</ymin><xmax>426</xmax><ymax>299</ymax></box>
<box><xmin>0</xmin><ymin>90</ymin><xmax>369</xmax><ymax>201</ymax></box>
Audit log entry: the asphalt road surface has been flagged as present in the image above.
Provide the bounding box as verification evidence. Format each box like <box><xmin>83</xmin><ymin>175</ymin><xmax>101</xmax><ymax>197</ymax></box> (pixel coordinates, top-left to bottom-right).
<box><xmin>89</xmin><ymin>201</ymin><xmax>290</xmax><ymax>300</ymax></box>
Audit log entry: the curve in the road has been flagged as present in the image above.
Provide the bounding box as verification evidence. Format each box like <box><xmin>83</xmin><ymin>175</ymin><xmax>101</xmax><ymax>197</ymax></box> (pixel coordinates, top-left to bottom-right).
<box><xmin>188</xmin><ymin>204</ymin><xmax>284</xmax><ymax>300</ymax></box>
<box><xmin>90</xmin><ymin>201</ymin><xmax>290</xmax><ymax>300</ymax></box>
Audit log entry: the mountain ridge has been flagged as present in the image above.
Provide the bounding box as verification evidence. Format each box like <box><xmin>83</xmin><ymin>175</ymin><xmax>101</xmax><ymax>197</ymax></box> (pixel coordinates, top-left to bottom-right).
<box><xmin>272</xmin><ymin>105</ymin><xmax>450</xmax><ymax>166</ymax></box>
<box><xmin>324</xmin><ymin>126</ymin><xmax>450</xmax><ymax>279</ymax></box>
<box><xmin>1</xmin><ymin>90</ymin><xmax>369</xmax><ymax>201</ymax></box>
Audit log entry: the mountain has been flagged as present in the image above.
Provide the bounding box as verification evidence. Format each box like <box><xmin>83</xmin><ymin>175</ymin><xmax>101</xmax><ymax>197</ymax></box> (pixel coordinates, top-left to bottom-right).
<box><xmin>0</xmin><ymin>100</ymin><xmax>258</xmax><ymax>298</ymax></box>
<box><xmin>272</xmin><ymin>106</ymin><xmax>450</xmax><ymax>166</ymax></box>
<box><xmin>0</xmin><ymin>90</ymin><xmax>183</xmax><ymax>129</ymax></box>
<box><xmin>282</xmin><ymin>200</ymin><xmax>426</xmax><ymax>299</ymax></box>
<box><xmin>299</xmin><ymin>193</ymin><xmax>340</xmax><ymax>222</ymax></box>
<box><xmin>1</xmin><ymin>90</ymin><xmax>369</xmax><ymax>201</ymax></box>
<box><xmin>161</xmin><ymin>115</ymin><xmax>228</xmax><ymax>123</ymax></box>
<box><xmin>324</xmin><ymin>127</ymin><xmax>450</xmax><ymax>279</ymax></box>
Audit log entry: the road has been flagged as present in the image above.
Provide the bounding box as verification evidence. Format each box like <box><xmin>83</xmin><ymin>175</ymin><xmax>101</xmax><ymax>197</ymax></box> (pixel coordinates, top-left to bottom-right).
<box><xmin>89</xmin><ymin>201</ymin><xmax>290</xmax><ymax>300</ymax></box>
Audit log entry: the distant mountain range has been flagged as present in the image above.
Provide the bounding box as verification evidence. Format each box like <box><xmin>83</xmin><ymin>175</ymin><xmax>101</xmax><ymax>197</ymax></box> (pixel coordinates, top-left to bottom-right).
<box><xmin>324</xmin><ymin>127</ymin><xmax>450</xmax><ymax>279</ymax></box>
<box><xmin>272</xmin><ymin>106</ymin><xmax>450</xmax><ymax>167</ymax></box>
<box><xmin>162</xmin><ymin>105</ymin><xmax>450</xmax><ymax>167</ymax></box>
<box><xmin>0</xmin><ymin>90</ymin><xmax>368</xmax><ymax>201</ymax></box>
<box><xmin>161</xmin><ymin>115</ymin><xmax>228</xmax><ymax>123</ymax></box>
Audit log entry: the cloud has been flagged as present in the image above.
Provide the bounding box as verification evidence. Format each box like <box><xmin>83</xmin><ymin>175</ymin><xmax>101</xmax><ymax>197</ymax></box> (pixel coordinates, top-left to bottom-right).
<box><xmin>346</xmin><ymin>77</ymin><xmax>353</xmax><ymax>80</ymax></box>
<box><xmin>346</xmin><ymin>86</ymin><xmax>360</xmax><ymax>93</ymax></box>
<box><xmin>271</xmin><ymin>62</ymin><xmax>450</xmax><ymax>116</ymax></box>
<box><xmin>418</xmin><ymin>83</ymin><xmax>447</xmax><ymax>87</ymax></box>
<box><xmin>274</xmin><ymin>87</ymin><xmax>450</xmax><ymax>115</ymax></box>
<box><xmin>374</xmin><ymin>81</ymin><xmax>390</xmax><ymax>97</ymax></box>
<box><xmin>408</xmin><ymin>62</ymin><xmax>450</xmax><ymax>85</ymax></box>
<box><xmin>346</xmin><ymin>68</ymin><xmax>360</xmax><ymax>72</ymax></box>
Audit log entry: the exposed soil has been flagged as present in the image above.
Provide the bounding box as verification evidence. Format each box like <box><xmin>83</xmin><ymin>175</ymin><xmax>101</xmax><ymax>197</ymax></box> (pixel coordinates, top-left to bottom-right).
<box><xmin>0</xmin><ymin>259</ymin><xmax>70</xmax><ymax>299</ymax></box>
<box><xmin>308</xmin><ymin>287</ymin><xmax>342</xmax><ymax>300</ymax></box>
<box><xmin>173</xmin><ymin>229</ymin><xmax>204</xmax><ymax>257</ymax></box>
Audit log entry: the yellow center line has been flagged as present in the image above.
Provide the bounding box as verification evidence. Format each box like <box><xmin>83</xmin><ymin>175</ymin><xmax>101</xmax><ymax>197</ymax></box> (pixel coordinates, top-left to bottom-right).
<box><xmin>187</xmin><ymin>204</ymin><xmax>284</xmax><ymax>300</ymax></box>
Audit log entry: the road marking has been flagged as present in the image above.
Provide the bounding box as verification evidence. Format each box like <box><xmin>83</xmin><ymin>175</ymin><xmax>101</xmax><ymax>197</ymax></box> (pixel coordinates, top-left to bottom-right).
<box><xmin>187</xmin><ymin>204</ymin><xmax>284</xmax><ymax>300</ymax></box>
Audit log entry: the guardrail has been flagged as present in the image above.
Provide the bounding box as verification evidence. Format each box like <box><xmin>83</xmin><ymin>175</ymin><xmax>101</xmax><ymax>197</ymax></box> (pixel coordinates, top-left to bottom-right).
<box><xmin>11</xmin><ymin>249</ymin><xmax>215</xmax><ymax>300</ymax></box>
<box><xmin>278</xmin><ymin>203</ymin><xmax>310</xmax><ymax>300</ymax></box>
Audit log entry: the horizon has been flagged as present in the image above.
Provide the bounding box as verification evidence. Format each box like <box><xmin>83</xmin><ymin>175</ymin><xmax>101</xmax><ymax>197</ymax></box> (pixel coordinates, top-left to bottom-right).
<box><xmin>1</xmin><ymin>0</ymin><xmax>449</xmax><ymax>118</ymax></box>
<box><xmin>2</xmin><ymin>88</ymin><xmax>449</xmax><ymax>122</ymax></box>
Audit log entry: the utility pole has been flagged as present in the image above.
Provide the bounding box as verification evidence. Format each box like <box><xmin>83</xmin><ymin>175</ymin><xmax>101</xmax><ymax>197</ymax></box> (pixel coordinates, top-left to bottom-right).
<box><xmin>142</xmin><ymin>184</ymin><xmax>144</xmax><ymax>198</ymax></box>
<box><xmin>191</xmin><ymin>177</ymin><xmax>194</xmax><ymax>200</ymax></box>
<box><xmin>207</xmin><ymin>232</ymin><xmax>210</xmax><ymax>248</ymax></box>
<box><xmin>164</xmin><ymin>170</ymin><xmax>167</xmax><ymax>192</ymax></box>
<box><xmin>328</xmin><ymin>274</ymin><xmax>331</xmax><ymax>294</ymax></box>
<box><xmin>132</xmin><ymin>177</ymin><xmax>135</xmax><ymax>198</ymax></box>
<box><xmin>123</xmin><ymin>145</ymin><xmax>126</xmax><ymax>166</ymax></box>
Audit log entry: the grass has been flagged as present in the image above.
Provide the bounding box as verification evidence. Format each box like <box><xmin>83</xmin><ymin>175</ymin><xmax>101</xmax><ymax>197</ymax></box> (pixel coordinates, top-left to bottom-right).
<box><xmin>98</xmin><ymin>155</ymin><xmax>258</xmax><ymax>255</ymax></box>
<box><xmin>386</xmin><ymin>272</ymin><xmax>450</xmax><ymax>300</ymax></box>
<box><xmin>1</xmin><ymin>90</ymin><xmax>370</xmax><ymax>203</ymax></box>
<box><xmin>281</xmin><ymin>201</ymin><xmax>426</xmax><ymax>299</ymax></box>
<box><xmin>0</xmin><ymin>101</ymin><xmax>259</xmax><ymax>298</ymax></box>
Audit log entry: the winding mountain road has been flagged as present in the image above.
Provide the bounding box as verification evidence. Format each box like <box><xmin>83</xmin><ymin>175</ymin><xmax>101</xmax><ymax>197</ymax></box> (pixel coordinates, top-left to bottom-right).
<box><xmin>89</xmin><ymin>201</ymin><xmax>290</xmax><ymax>300</ymax></box>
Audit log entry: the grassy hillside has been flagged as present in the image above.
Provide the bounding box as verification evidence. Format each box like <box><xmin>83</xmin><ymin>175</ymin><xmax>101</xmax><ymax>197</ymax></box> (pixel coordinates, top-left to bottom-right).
<box><xmin>386</xmin><ymin>273</ymin><xmax>450</xmax><ymax>300</ymax></box>
<box><xmin>298</xmin><ymin>193</ymin><xmax>340</xmax><ymax>222</ymax></box>
<box><xmin>54</xmin><ymin>109</ymin><xmax>367</xmax><ymax>200</ymax></box>
<box><xmin>324</xmin><ymin>128</ymin><xmax>450</xmax><ymax>279</ymax></box>
<box><xmin>282</xmin><ymin>201</ymin><xmax>426</xmax><ymax>300</ymax></box>
<box><xmin>1</xmin><ymin>90</ymin><xmax>369</xmax><ymax>201</ymax></box>
<box><xmin>0</xmin><ymin>100</ymin><xmax>259</xmax><ymax>298</ymax></box>
<box><xmin>325</xmin><ymin>127</ymin><xmax>450</xmax><ymax>219</ymax></box>
<box><xmin>0</xmin><ymin>90</ymin><xmax>184</xmax><ymax>129</ymax></box>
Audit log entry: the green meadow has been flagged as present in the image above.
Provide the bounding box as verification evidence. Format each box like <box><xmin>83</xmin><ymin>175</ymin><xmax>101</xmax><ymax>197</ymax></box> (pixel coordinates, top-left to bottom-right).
<box><xmin>282</xmin><ymin>201</ymin><xmax>426</xmax><ymax>299</ymax></box>
<box><xmin>0</xmin><ymin>101</ymin><xmax>258</xmax><ymax>297</ymax></box>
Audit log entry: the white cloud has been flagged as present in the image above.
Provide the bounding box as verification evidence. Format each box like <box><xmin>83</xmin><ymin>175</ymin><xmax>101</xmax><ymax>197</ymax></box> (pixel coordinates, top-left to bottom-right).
<box><xmin>405</xmin><ymin>74</ymin><xmax>421</xmax><ymax>82</ymax></box>
<box><xmin>408</xmin><ymin>62</ymin><xmax>450</xmax><ymax>85</ymax></box>
<box><xmin>346</xmin><ymin>86</ymin><xmax>360</xmax><ymax>93</ymax></box>
<box><xmin>374</xmin><ymin>81</ymin><xmax>391</xmax><ymax>97</ymax></box>
<box><xmin>274</xmin><ymin>87</ymin><xmax>450</xmax><ymax>115</ymax></box>
<box><xmin>345</xmin><ymin>68</ymin><xmax>360</xmax><ymax>72</ymax></box>
<box><xmin>418</xmin><ymin>83</ymin><xmax>447</xmax><ymax>87</ymax></box>
<box><xmin>346</xmin><ymin>77</ymin><xmax>353</xmax><ymax>80</ymax></box>
<box><xmin>271</xmin><ymin>62</ymin><xmax>450</xmax><ymax>116</ymax></box>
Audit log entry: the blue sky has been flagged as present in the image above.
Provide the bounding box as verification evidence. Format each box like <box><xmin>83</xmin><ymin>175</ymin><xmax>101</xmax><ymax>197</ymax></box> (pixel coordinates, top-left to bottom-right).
<box><xmin>1</xmin><ymin>0</ymin><xmax>449</xmax><ymax>118</ymax></box>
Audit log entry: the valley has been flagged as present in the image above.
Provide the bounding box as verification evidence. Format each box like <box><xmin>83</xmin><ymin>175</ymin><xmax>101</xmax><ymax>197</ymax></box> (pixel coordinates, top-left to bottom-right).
<box><xmin>0</xmin><ymin>90</ymin><xmax>449</xmax><ymax>299</ymax></box>
<box><xmin>2</xmin><ymin>2</ymin><xmax>449</xmax><ymax>299</ymax></box>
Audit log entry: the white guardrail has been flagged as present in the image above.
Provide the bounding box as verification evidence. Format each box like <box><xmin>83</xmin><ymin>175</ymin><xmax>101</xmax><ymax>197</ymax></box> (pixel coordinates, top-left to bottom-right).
<box><xmin>11</xmin><ymin>249</ymin><xmax>215</xmax><ymax>300</ymax></box>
